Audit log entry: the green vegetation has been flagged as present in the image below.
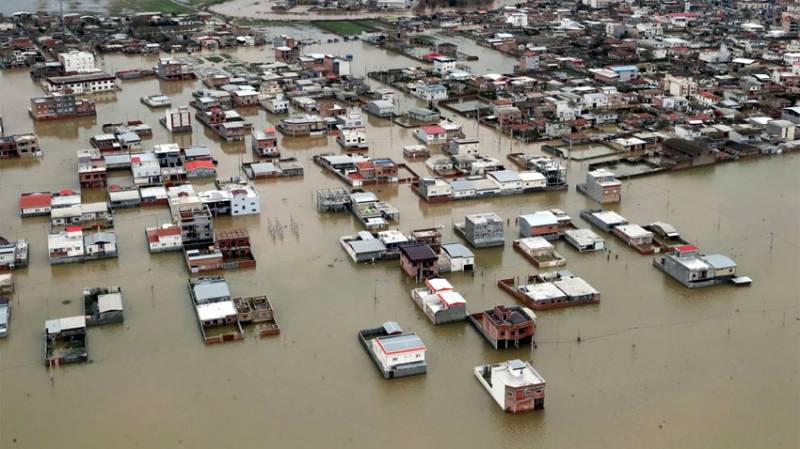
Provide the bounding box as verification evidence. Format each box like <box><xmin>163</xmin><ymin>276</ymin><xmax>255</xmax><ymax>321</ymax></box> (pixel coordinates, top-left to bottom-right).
<box><xmin>204</xmin><ymin>55</ymin><xmax>224</xmax><ymax>63</ymax></box>
<box><xmin>107</xmin><ymin>0</ymin><xmax>228</xmax><ymax>15</ymax></box>
<box><xmin>314</xmin><ymin>20</ymin><xmax>381</xmax><ymax>37</ymax></box>
<box><xmin>108</xmin><ymin>0</ymin><xmax>191</xmax><ymax>14</ymax></box>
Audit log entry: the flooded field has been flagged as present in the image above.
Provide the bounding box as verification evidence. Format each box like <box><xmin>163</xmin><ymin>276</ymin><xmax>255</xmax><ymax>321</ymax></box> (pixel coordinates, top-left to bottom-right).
<box><xmin>0</xmin><ymin>41</ymin><xmax>798</xmax><ymax>449</ymax></box>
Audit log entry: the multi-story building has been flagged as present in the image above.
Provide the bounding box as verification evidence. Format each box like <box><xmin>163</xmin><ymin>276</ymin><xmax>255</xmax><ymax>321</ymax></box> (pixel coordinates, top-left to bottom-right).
<box><xmin>0</xmin><ymin>133</ymin><xmax>41</xmax><ymax>158</ymax></box>
<box><xmin>29</xmin><ymin>95</ymin><xmax>96</xmax><ymax>120</ymax></box>
<box><xmin>57</xmin><ymin>50</ymin><xmax>96</xmax><ymax>74</ymax></box>
<box><xmin>155</xmin><ymin>58</ymin><xmax>195</xmax><ymax>81</ymax></box>
<box><xmin>77</xmin><ymin>149</ymin><xmax>107</xmax><ymax>188</ymax></box>
<box><xmin>578</xmin><ymin>169</ymin><xmax>621</xmax><ymax>204</ymax></box>
<box><xmin>45</xmin><ymin>73</ymin><xmax>117</xmax><ymax>94</ymax></box>
<box><xmin>178</xmin><ymin>206</ymin><xmax>214</xmax><ymax>249</ymax></box>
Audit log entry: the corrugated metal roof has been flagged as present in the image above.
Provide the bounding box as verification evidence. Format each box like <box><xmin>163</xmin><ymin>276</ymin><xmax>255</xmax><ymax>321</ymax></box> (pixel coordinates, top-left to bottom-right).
<box><xmin>192</xmin><ymin>281</ymin><xmax>231</xmax><ymax>304</ymax></box>
<box><xmin>98</xmin><ymin>293</ymin><xmax>123</xmax><ymax>313</ymax></box>
<box><xmin>376</xmin><ymin>333</ymin><xmax>425</xmax><ymax>355</ymax></box>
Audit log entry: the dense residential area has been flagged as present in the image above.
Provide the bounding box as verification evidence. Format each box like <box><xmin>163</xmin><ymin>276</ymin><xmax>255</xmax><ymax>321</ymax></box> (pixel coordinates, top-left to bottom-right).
<box><xmin>0</xmin><ymin>1</ymin><xmax>796</xmax><ymax>448</ymax></box>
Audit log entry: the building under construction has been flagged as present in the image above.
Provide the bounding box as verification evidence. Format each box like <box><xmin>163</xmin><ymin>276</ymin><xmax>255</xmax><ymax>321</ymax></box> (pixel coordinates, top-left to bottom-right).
<box><xmin>315</xmin><ymin>187</ymin><xmax>351</xmax><ymax>213</ymax></box>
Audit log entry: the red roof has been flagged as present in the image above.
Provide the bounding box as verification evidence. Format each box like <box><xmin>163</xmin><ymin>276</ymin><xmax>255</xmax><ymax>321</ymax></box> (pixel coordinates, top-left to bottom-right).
<box><xmin>58</xmin><ymin>189</ymin><xmax>76</xmax><ymax>196</ymax></box>
<box><xmin>146</xmin><ymin>226</ymin><xmax>181</xmax><ymax>242</ymax></box>
<box><xmin>422</xmin><ymin>52</ymin><xmax>444</xmax><ymax>60</ymax></box>
<box><xmin>422</xmin><ymin>125</ymin><xmax>446</xmax><ymax>135</ymax></box>
<box><xmin>185</xmin><ymin>160</ymin><xmax>215</xmax><ymax>171</ymax></box>
<box><xmin>19</xmin><ymin>192</ymin><xmax>52</xmax><ymax>209</ymax></box>
<box><xmin>66</xmin><ymin>226</ymin><xmax>82</xmax><ymax>233</ymax></box>
<box><xmin>675</xmin><ymin>244</ymin><xmax>698</xmax><ymax>253</ymax></box>
<box><xmin>355</xmin><ymin>161</ymin><xmax>375</xmax><ymax>170</ymax></box>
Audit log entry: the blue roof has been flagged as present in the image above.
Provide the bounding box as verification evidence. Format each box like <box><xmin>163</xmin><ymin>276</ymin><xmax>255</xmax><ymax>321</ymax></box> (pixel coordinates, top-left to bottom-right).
<box><xmin>608</xmin><ymin>65</ymin><xmax>639</xmax><ymax>72</ymax></box>
<box><xmin>703</xmin><ymin>254</ymin><xmax>736</xmax><ymax>269</ymax></box>
<box><xmin>441</xmin><ymin>242</ymin><xmax>474</xmax><ymax>258</ymax></box>
<box><xmin>376</xmin><ymin>332</ymin><xmax>425</xmax><ymax>354</ymax></box>
<box><xmin>450</xmin><ymin>179</ymin><xmax>475</xmax><ymax>191</ymax></box>
<box><xmin>422</xmin><ymin>84</ymin><xmax>447</xmax><ymax>92</ymax></box>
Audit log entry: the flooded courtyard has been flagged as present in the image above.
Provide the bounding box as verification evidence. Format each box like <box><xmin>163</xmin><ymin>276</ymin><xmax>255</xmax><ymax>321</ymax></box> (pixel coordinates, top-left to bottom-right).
<box><xmin>0</xmin><ymin>38</ymin><xmax>798</xmax><ymax>449</ymax></box>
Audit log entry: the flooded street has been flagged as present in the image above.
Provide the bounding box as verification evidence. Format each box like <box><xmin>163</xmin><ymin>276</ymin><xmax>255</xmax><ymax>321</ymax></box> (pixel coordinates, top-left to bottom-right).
<box><xmin>0</xmin><ymin>40</ymin><xmax>798</xmax><ymax>449</ymax></box>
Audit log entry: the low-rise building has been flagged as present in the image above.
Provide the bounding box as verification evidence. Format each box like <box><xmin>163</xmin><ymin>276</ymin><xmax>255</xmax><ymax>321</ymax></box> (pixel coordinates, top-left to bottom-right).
<box><xmin>474</xmin><ymin>359</ymin><xmax>545</xmax><ymax>413</ymax></box>
<box><xmin>145</xmin><ymin>223</ymin><xmax>183</xmax><ymax>253</ymax></box>
<box><xmin>564</xmin><ymin>228</ymin><xmax>605</xmax><ymax>252</ymax></box>
<box><xmin>440</xmin><ymin>242</ymin><xmax>474</xmax><ymax>272</ymax></box>
<box><xmin>653</xmin><ymin>245</ymin><xmax>739</xmax><ymax>288</ymax></box>
<box><xmin>468</xmin><ymin>305</ymin><xmax>535</xmax><ymax>350</ymax></box>
<box><xmin>410</xmin><ymin>278</ymin><xmax>467</xmax><ymax>325</ymax></box>
<box><xmin>358</xmin><ymin>321</ymin><xmax>427</xmax><ymax>379</ymax></box>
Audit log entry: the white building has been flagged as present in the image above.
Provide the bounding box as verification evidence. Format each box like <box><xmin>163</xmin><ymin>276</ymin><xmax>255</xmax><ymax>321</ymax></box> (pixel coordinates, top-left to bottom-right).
<box><xmin>337</xmin><ymin>128</ymin><xmax>368</xmax><ymax>150</ymax></box>
<box><xmin>48</xmin><ymin>227</ymin><xmax>85</xmax><ymax>263</ymax></box>
<box><xmin>582</xmin><ymin>92</ymin><xmax>609</xmax><ymax>109</ymax></box>
<box><xmin>433</xmin><ymin>56</ymin><xmax>457</xmax><ymax>75</ymax></box>
<box><xmin>376</xmin><ymin>0</ymin><xmax>414</xmax><ymax>9</ymax></box>
<box><xmin>163</xmin><ymin>107</ymin><xmax>192</xmax><ymax>132</ymax></box>
<box><xmin>370</xmin><ymin>332</ymin><xmax>426</xmax><ymax>369</ymax></box>
<box><xmin>440</xmin><ymin>243</ymin><xmax>475</xmax><ymax>272</ymax></box>
<box><xmin>412</xmin><ymin>83</ymin><xmax>448</xmax><ymax>102</ymax></box>
<box><xmin>145</xmin><ymin>224</ymin><xmax>183</xmax><ymax>253</ymax></box>
<box><xmin>223</xmin><ymin>184</ymin><xmax>260</xmax><ymax>216</ymax></box>
<box><xmin>506</xmin><ymin>11</ymin><xmax>529</xmax><ymax>28</ymax></box>
<box><xmin>443</xmin><ymin>138</ymin><xmax>480</xmax><ymax>156</ymax></box>
<box><xmin>264</xmin><ymin>95</ymin><xmax>289</xmax><ymax>114</ymax></box>
<box><xmin>46</xmin><ymin>73</ymin><xmax>117</xmax><ymax>94</ymax></box>
<box><xmin>473</xmin><ymin>359</ymin><xmax>546</xmax><ymax>413</ymax></box>
<box><xmin>58</xmin><ymin>50</ymin><xmax>96</xmax><ymax>74</ymax></box>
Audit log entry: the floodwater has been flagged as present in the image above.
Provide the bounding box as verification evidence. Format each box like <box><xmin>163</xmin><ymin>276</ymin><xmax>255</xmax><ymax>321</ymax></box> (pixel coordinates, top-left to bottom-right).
<box><xmin>212</xmin><ymin>0</ymin><xmax>525</xmax><ymax>21</ymax></box>
<box><xmin>0</xmin><ymin>40</ymin><xmax>798</xmax><ymax>449</ymax></box>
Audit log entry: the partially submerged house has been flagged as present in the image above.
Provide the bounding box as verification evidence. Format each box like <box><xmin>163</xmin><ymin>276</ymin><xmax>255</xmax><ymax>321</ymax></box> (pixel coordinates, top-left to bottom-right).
<box><xmin>358</xmin><ymin>321</ymin><xmax>427</xmax><ymax>379</ymax></box>
<box><xmin>653</xmin><ymin>245</ymin><xmax>742</xmax><ymax>288</ymax></box>
<box><xmin>577</xmin><ymin>169</ymin><xmax>622</xmax><ymax>204</ymax></box>
<box><xmin>44</xmin><ymin>316</ymin><xmax>88</xmax><ymax>366</ymax></box>
<box><xmin>518</xmin><ymin>211</ymin><xmax>561</xmax><ymax>241</ymax></box>
<box><xmin>188</xmin><ymin>276</ymin><xmax>242</xmax><ymax>344</ymax></box>
<box><xmin>399</xmin><ymin>243</ymin><xmax>439</xmax><ymax>281</ymax></box>
<box><xmin>564</xmin><ymin>228</ymin><xmax>605</xmax><ymax>252</ymax></box>
<box><xmin>440</xmin><ymin>242</ymin><xmax>474</xmax><ymax>272</ymax></box>
<box><xmin>188</xmin><ymin>275</ymin><xmax>276</xmax><ymax>343</ymax></box>
<box><xmin>513</xmin><ymin>237</ymin><xmax>566</xmax><ymax>268</ymax></box>
<box><xmin>83</xmin><ymin>286</ymin><xmax>124</xmax><ymax>326</ymax></box>
<box><xmin>468</xmin><ymin>305</ymin><xmax>536</xmax><ymax>349</ymax></box>
<box><xmin>612</xmin><ymin>224</ymin><xmax>655</xmax><ymax>254</ymax></box>
<box><xmin>0</xmin><ymin>237</ymin><xmax>29</xmax><ymax>271</ymax></box>
<box><xmin>580</xmin><ymin>209</ymin><xmax>629</xmax><ymax>233</ymax></box>
<box><xmin>474</xmin><ymin>359</ymin><xmax>545</xmax><ymax>413</ymax></box>
<box><xmin>410</xmin><ymin>278</ymin><xmax>467</xmax><ymax>325</ymax></box>
<box><xmin>0</xmin><ymin>297</ymin><xmax>9</xmax><ymax>338</ymax></box>
<box><xmin>146</xmin><ymin>223</ymin><xmax>183</xmax><ymax>253</ymax></box>
<box><xmin>499</xmin><ymin>271</ymin><xmax>600</xmax><ymax>310</ymax></box>
<box><xmin>454</xmin><ymin>213</ymin><xmax>504</xmax><ymax>248</ymax></box>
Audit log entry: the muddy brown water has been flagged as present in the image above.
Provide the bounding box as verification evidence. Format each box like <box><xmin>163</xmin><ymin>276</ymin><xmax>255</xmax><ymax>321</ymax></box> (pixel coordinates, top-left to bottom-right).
<box><xmin>0</xmin><ymin>43</ymin><xmax>798</xmax><ymax>449</ymax></box>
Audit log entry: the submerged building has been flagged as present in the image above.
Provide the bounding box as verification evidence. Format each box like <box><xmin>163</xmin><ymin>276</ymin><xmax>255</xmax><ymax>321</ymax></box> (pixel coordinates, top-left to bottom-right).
<box><xmin>653</xmin><ymin>245</ymin><xmax>740</xmax><ymax>288</ymax></box>
<box><xmin>474</xmin><ymin>359</ymin><xmax>545</xmax><ymax>414</ymax></box>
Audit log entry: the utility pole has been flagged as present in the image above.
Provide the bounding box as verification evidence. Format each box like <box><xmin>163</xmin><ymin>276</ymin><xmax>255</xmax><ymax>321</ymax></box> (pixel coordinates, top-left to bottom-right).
<box><xmin>59</xmin><ymin>0</ymin><xmax>65</xmax><ymax>33</ymax></box>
